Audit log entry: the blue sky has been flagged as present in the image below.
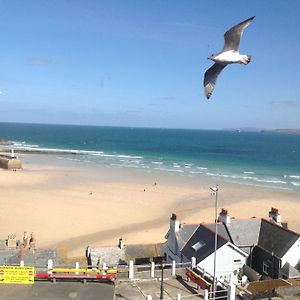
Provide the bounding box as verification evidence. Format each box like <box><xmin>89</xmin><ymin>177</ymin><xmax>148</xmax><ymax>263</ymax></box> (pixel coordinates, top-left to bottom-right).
<box><xmin>0</xmin><ymin>0</ymin><xmax>299</xmax><ymax>129</ymax></box>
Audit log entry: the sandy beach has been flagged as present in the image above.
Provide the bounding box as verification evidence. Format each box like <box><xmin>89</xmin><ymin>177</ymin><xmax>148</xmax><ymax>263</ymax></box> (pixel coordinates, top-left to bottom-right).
<box><xmin>1</xmin><ymin>153</ymin><xmax>300</xmax><ymax>257</ymax></box>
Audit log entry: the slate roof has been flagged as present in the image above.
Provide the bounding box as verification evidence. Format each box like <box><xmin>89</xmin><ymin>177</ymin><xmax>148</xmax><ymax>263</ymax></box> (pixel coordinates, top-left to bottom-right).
<box><xmin>225</xmin><ymin>218</ymin><xmax>262</xmax><ymax>254</ymax></box>
<box><xmin>91</xmin><ymin>246</ymin><xmax>124</xmax><ymax>265</ymax></box>
<box><xmin>258</xmin><ymin>219</ymin><xmax>300</xmax><ymax>258</ymax></box>
<box><xmin>175</xmin><ymin>224</ymin><xmax>199</xmax><ymax>251</ymax></box>
<box><xmin>124</xmin><ymin>243</ymin><xmax>164</xmax><ymax>261</ymax></box>
<box><xmin>280</xmin><ymin>262</ymin><xmax>300</xmax><ymax>278</ymax></box>
<box><xmin>0</xmin><ymin>249</ymin><xmax>58</xmax><ymax>271</ymax></box>
<box><xmin>0</xmin><ymin>250</ymin><xmax>18</xmax><ymax>265</ymax></box>
<box><xmin>91</xmin><ymin>243</ymin><xmax>164</xmax><ymax>265</ymax></box>
<box><xmin>243</xmin><ymin>264</ymin><xmax>262</xmax><ymax>282</ymax></box>
<box><xmin>166</xmin><ymin>211</ymin><xmax>300</xmax><ymax>270</ymax></box>
<box><xmin>202</xmin><ymin>219</ymin><xmax>261</xmax><ymax>255</ymax></box>
<box><xmin>204</xmin><ymin>223</ymin><xmax>230</xmax><ymax>241</ymax></box>
<box><xmin>181</xmin><ymin>224</ymin><xmax>228</xmax><ymax>264</ymax></box>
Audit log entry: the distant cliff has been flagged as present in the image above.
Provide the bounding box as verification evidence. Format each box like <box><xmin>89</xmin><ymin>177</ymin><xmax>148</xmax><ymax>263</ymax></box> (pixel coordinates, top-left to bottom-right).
<box><xmin>261</xmin><ymin>129</ymin><xmax>300</xmax><ymax>135</ymax></box>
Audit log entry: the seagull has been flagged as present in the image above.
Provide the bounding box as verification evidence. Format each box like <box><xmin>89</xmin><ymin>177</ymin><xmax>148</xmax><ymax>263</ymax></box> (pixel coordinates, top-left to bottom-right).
<box><xmin>204</xmin><ymin>16</ymin><xmax>255</xmax><ymax>99</ymax></box>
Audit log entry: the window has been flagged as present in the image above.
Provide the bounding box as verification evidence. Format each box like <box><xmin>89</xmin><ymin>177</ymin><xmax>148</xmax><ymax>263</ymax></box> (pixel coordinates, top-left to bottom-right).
<box><xmin>281</xmin><ymin>274</ymin><xmax>287</xmax><ymax>279</ymax></box>
<box><xmin>263</xmin><ymin>262</ymin><xmax>269</xmax><ymax>275</ymax></box>
<box><xmin>191</xmin><ymin>241</ymin><xmax>206</xmax><ymax>251</ymax></box>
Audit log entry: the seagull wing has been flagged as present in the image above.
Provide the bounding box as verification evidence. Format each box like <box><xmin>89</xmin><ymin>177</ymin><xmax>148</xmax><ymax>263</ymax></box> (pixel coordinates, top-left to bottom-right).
<box><xmin>204</xmin><ymin>63</ymin><xmax>227</xmax><ymax>99</ymax></box>
<box><xmin>223</xmin><ymin>16</ymin><xmax>255</xmax><ymax>52</ymax></box>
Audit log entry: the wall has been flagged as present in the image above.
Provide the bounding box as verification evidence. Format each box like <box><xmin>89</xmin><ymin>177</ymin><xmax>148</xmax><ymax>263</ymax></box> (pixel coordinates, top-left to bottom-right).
<box><xmin>197</xmin><ymin>242</ymin><xmax>247</xmax><ymax>280</ymax></box>
<box><xmin>281</xmin><ymin>237</ymin><xmax>300</xmax><ymax>267</ymax></box>
<box><xmin>165</xmin><ymin>231</ymin><xmax>180</xmax><ymax>263</ymax></box>
<box><xmin>251</xmin><ymin>246</ymin><xmax>281</xmax><ymax>279</ymax></box>
<box><xmin>0</xmin><ymin>156</ymin><xmax>22</xmax><ymax>169</ymax></box>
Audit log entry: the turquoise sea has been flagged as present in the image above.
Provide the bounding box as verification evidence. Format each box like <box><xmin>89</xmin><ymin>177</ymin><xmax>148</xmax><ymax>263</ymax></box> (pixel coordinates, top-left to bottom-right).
<box><xmin>0</xmin><ymin>122</ymin><xmax>300</xmax><ymax>192</ymax></box>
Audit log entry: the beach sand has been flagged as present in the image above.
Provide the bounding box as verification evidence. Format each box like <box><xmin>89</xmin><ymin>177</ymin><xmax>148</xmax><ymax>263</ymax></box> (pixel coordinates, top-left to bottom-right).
<box><xmin>1</xmin><ymin>153</ymin><xmax>299</xmax><ymax>257</ymax></box>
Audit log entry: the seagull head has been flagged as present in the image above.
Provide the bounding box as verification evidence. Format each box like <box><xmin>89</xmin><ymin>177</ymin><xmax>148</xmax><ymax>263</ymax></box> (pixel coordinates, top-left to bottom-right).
<box><xmin>208</xmin><ymin>54</ymin><xmax>216</xmax><ymax>60</ymax></box>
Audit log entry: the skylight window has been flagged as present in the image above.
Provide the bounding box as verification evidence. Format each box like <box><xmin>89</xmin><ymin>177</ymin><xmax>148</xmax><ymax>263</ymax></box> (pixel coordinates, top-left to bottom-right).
<box><xmin>191</xmin><ymin>241</ymin><xmax>206</xmax><ymax>251</ymax></box>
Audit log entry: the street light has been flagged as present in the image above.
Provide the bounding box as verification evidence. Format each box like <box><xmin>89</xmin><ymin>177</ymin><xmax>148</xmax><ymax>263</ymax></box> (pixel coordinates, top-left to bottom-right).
<box><xmin>160</xmin><ymin>259</ymin><xmax>165</xmax><ymax>299</ymax></box>
<box><xmin>210</xmin><ymin>185</ymin><xmax>219</xmax><ymax>300</ymax></box>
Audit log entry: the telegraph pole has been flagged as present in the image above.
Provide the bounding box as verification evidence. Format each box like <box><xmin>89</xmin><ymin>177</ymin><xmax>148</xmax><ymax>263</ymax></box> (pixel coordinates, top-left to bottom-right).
<box><xmin>210</xmin><ymin>185</ymin><xmax>219</xmax><ymax>300</ymax></box>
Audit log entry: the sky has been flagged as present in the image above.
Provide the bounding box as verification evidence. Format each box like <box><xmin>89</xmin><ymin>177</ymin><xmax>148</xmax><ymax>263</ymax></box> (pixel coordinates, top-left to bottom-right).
<box><xmin>0</xmin><ymin>0</ymin><xmax>300</xmax><ymax>130</ymax></box>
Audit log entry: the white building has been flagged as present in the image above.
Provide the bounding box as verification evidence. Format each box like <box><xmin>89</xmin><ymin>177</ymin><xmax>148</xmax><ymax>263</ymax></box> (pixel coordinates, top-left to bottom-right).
<box><xmin>165</xmin><ymin>208</ymin><xmax>300</xmax><ymax>281</ymax></box>
<box><xmin>165</xmin><ymin>213</ymin><xmax>248</xmax><ymax>282</ymax></box>
<box><xmin>180</xmin><ymin>223</ymin><xmax>247</xmax><ymax>283</ymax></box>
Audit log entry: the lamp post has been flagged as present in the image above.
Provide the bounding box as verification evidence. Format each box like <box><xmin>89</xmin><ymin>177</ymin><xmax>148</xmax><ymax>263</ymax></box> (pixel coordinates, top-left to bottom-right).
<box><xmin>210</xmin><ymin>185</ymin><xmax>219</xmax><ymax>300</ymax></box>
<box><xmin>160</xmin><ymin>259</ymin><xmax>164</xmax><ymax>299</ymax></box>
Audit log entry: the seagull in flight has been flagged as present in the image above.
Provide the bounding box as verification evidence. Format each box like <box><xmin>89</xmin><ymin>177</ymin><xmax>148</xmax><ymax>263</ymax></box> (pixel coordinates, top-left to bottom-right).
<box><xmin>204</xmin><ymin>16</ymin><xmax>255</xmax><ymax>99</ymax></box>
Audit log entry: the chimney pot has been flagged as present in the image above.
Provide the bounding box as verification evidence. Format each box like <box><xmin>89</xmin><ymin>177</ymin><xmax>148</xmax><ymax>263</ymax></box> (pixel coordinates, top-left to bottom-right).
<box><xmin>118</xmin><ymin>238</ymin><xmax>124</xmax><ymax>249</ymax></box>
<box><xmin>218</xmin><ymin>208</ymin><xmax>230</xmax><ymax>224</ymax></box>
<box><xmin>170</xmin><ymin>213</ymin><xmax>180</xmax><ymax>232</ymax></box>
<box><xmin>171</xmin><ymin>213</ymin><xmax>177</xmax><ymax>220</ymax></box>
<box><xmin>269</xmin><ymin>207</ymin><xmax>281</xmax><ymax>223</ymax></box>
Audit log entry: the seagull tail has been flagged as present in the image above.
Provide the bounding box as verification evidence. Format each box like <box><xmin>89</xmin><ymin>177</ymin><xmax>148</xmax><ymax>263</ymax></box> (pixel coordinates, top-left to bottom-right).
<box><xmin>246</xmin><ymin>55</ymin><xmax>252</xmax><ymax>64</ymax></box>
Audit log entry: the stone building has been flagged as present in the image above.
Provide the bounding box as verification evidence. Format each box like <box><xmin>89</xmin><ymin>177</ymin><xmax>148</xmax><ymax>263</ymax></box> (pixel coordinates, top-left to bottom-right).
<box><xmin>0</xmin><ymin>153</ymin><xmax>22</xmax><ymax>170</ymax></box>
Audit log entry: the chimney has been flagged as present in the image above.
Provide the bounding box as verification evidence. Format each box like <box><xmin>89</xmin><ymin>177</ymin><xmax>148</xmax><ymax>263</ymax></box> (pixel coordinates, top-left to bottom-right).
<box><xmin>23</xmin><ymin>232</ymin><xmax>29</xmax><ymax>249</ymax></box>
<box><xmin>118</xmin><ymin>238</ymin><xmax>124</xmax><ymax>249</ymax></box>
<box><xmin>218</xmin><ymin>208</ymin><xmax>230</xmax><ymax>224</ymax></box>
<box><xmin>29</xmin><ymin>232</ymin><xmax>36</xmax><ymax>253</ymax></box>
<box><xmin>269</xmin><ymin>207</ymin><xmax>281</xmax><ymax>223</ymax></box>
<box><xmin>170</xmin><ymin>213</ymin><xmax>180</xmax><ymax>233</ymax></box>
<box><xmin>7</xmin><ymin>234</ymin><xmax>17</xmax><ymax>250</ymax></box>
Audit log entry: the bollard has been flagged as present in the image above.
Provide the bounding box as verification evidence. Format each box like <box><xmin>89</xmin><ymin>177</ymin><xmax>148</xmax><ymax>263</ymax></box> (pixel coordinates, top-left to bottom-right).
<box><xmin>47</xmin><ymin>259</ymin><xmax>53</xmax><ymax>274</ymax></box>
<box><xmin>20</xmin><ymin>261</ymin><xmax>24</xmax><ymax>267</ymax></box>
<box><xmin>172</xmin><ymin>260</ymin><xmax>176</xmax><ymax>276</ymax></box>
<box><xmin>227</xmin><ymin>282</ymin><xmax>236</xmax><ymax>300</ymax></box>
<box><xmin>102</xmin><ymin>262</ymin><xmax>107</xmax><ymax>275</ymax></box>
<box><xmin>75</xmin><ymin>262</ymin><xmax>79</xmax><ymax>275</ymax></box>
<box><xmin>191</xmin><ymin>257</ymin><xmax>196</xmax><ymax>269</ymax></box>
<box><xmin>151</xmin><ymin>262</ymin><xmax>155</xmax><ymax>278</ymax></box>
<box><xmin>204</xmin><ymin>289</ymin><xmax>209</xmax><ymax>300</ymax></box>
<box><xmin>176</xmin><ymin>293</ymin><xmax>181</xmax><ymax>300</ymax></box>
<box><xmin>129</xmin><ymin>260</ymin><xmax>134</xmax><ymax>279</ymax></box>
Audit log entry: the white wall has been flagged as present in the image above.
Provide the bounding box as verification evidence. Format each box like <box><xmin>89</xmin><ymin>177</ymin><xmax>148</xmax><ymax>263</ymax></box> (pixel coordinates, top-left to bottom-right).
<box><xmin>165</xmin><ymin>231</ymin><xmax>181</xmax><ymax>263</ymax></box>
<box><xmin>281</xmin><ymin>237</ymin><xmax>300</xmax><ymax>267</ymax></box>
<box><xmin>197</xmin><ymin>242</ymin><xmax>247</xmax><ymax>280</ymax></box>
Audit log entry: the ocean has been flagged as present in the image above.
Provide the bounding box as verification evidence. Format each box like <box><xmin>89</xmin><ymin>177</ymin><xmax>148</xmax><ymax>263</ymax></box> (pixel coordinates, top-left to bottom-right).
<box><xmin>1</xmin><ymin>122</ymin><xmax>300</xmax><ymax>192</ymax></box>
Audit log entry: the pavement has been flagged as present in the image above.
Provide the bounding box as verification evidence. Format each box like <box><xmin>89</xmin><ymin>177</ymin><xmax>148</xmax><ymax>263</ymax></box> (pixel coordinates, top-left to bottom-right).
<box><xmin>0</xmin><ymin>281</ymin><xmax>115</xmax><ymax>300</ymax></box>
<box><xmin>0</xmin><ymin>278</ymin><xmax>202</xmax><ymax>300</ymax></box>
<box><xmin>115</xmin><ymin>275</ymin><xmax>204</xmax><ymax>299</ymax></box>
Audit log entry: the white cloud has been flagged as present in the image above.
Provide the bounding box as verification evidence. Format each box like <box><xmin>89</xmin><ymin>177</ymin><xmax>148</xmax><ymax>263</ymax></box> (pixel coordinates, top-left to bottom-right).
<box><xmin>270</xmin><ymin>100</ymin><xmax>300</xmax><ymax>107</ymax></box>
